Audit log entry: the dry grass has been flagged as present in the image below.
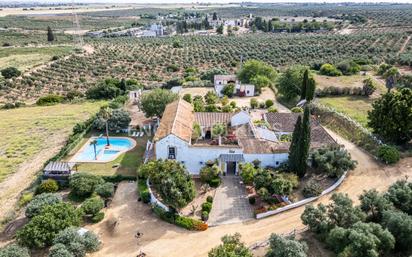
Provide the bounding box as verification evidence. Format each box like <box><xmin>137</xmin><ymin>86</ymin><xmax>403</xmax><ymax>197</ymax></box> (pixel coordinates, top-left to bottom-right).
<box><xmin>318</xmin><ymin>96</ymin><xmax>373</xmax><ymax>127</ymax></box>
<box><xmin>0</xmin><ymin>101</ymin><xmax>104</xmax><ymax>182</ymax></box>
<box><xmin>0</xmin><ymin>46</ymin><xmax>73</xmax><ymax>71</ymax></box>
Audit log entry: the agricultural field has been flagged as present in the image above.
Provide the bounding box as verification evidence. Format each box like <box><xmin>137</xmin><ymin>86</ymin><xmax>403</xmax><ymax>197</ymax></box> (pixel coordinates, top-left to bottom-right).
<box><xmin>0</xmin><ymin>30</ymin><xmax>73</xmax><ymax>47</ymax></box>
<box><xmin>317</xmin><ymin>96</ymin><xmax>373</xmax><ymax>127</ymax></box>
<box><xmin>0</xmin><ymin>101</ymin><xmax>103</xmax><ymax>182</ymax></box>
<box><xmin>0</xmin><ymin>45</ymin><xmax>73</xmax><ymax>71</ymax></box>
<box><xmin>2</xmin><ymin>31</ymin><xmax>410</xmax><ymax>103</ymax></box>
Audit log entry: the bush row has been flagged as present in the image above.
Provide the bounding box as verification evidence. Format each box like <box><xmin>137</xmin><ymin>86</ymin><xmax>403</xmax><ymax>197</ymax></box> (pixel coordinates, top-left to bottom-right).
<box><xmin>309</xmin><ymin>102</ymin><xmax>381</xmax><ymax>156</ymax></box>
<box><xmin>152</xmin><ymin>204</ymin><xmax>208</xmax><ymax>231</ymax></box>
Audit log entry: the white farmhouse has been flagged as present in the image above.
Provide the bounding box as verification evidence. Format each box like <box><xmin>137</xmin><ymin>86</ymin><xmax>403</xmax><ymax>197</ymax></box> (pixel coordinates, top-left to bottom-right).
<box><xmin>214</xmin><ymin>75</ymin><xmax>255</xmax><ymax>97</ymax></box>
<box><xmin>153</xmin><ymin>100</ymin><xmax>336</xmax><ymax>175</ymax></box>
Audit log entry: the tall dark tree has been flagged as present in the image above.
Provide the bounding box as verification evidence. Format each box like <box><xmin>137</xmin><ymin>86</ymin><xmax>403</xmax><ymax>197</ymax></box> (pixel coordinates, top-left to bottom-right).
<box><xmin>47</xmin><ymin>26</ymin><xmax>54</xmax><ymax>42</ymax></box>
<box><xmin>306</xmin><ymin>77</ymin><xmax>316</xmax><ymax>101</ymax></box>
<box><xmin>301</xmin><ymin>69</ymin><xmax>309</xmax><ymax>100</ymax></box>
<box><xmin>296</xmin><ymin>106</ymin><xmax>311</xmax><ymax>177</ymax></box>
<box><xmin>288</xmin><ymin>115</ymin><xmax>302</xmax><ymax>172</ymax></box>
<box><xmin>212</xmin><ymin>12</ymin><xmax>218</xmax><ymax>20</ymax></box>
<box><xmin>268</xmin><ymin>20</ymin><xmax>273</xmax><ymax>32</ymax></box>
<box><xmin>119</xmin><ymin>78</ymin><xmax>126</xmax><ymax>92</ymax></box>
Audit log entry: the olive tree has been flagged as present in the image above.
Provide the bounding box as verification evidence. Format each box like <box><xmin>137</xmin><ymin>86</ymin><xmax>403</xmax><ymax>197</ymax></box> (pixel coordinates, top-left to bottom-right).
<box><xmin>139</xmin><ymin>88</ymin><xmax>178</xmax><ymax>117</ymax></box>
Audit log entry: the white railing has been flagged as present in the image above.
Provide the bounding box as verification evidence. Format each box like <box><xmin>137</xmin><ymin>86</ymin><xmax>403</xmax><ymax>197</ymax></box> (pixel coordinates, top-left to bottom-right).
<box><xmin>256</xmin><ymin>171</ymin><xmax>348</xmax><ymax>219</ymax></box>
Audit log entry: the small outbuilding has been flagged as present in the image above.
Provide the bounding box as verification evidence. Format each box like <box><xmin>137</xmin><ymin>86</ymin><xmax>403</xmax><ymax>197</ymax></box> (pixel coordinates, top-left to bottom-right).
<box><xmin>43</xmin><ymin>161</ymin><xmax>76</xmax><ymax>184</ymax></box>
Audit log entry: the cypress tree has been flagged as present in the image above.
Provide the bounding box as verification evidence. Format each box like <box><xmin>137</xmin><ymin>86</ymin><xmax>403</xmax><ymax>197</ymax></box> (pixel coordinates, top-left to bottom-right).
<box><xmin>47</xmin><ymin>26</ymin><xmax>54</xmax><ymax>42</ymax></box>
<box><xmin>305</xmin><ymin>77</ymin><xmax>316</xmax><ymax>101</ymax></box>
<box><xmin>288</xmin><ymin>115</ymin><xmax>302</xmax><ymax>171</ymax></box>
<box><xmin>301</xmin><ymin>69</ymin><xmax>309</xmax><ymax>100</ymax></box>
<box><xmin>296</xmin><ymin>106</ymin><xmax>311</xmax><ymax>178</ymax></box>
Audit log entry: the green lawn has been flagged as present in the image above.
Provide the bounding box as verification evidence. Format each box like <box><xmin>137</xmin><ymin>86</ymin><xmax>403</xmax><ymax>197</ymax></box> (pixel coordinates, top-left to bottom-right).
<box><xmin>0</xmin><ymin>101</ymin><xmax>104</xmax><ymax>182</ymax></box>
<box><xmin>318</xmin><ymin>96</ymin><xmax>374</xmax><ymax>127</ymax></box>
<box><xmin>0</xmin><ymin>46</ymin><xmax>73</xmax><ymax>71</ymax></box>
<box><xmin>75</xmin><ymin>137</ymin><xmax>147</xmax><ymax>177</ymax></box>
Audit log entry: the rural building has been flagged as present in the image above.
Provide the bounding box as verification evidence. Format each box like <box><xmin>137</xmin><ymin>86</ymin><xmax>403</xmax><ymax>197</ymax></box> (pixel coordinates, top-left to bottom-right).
<box><xmin>43</xmin><ymin>161</ymin><xmax>76</xmax><ymax>183</ymax></box>
<box><xmin>153</xmin><ymin>100</ymin><xmax>335</xmax><ymax>175</ymax></box>
<box><xmin>214</xmin><ymin>75</ymin><xmax>255</xmax><ymax>97</ymax></box>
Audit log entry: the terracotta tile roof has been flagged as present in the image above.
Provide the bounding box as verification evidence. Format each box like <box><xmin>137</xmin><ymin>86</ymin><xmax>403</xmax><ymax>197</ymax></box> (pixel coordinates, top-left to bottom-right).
<box><xmin>265</xmin><ymin>113</ymin><xmax>336</xmax><ymax>146</ymax></box>
<box><xmin>194</xmin><ymin>112</ymin><xmax>234</xmax><ymax>128</ymax></box>
<box><xmin>153</xmin><ymin>99</ymin><xmax>194</xmax><ymax>142</ymax></box>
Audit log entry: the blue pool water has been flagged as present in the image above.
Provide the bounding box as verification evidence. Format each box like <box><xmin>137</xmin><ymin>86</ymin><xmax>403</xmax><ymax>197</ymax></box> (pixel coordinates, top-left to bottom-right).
<box><xmin>73</xmin><ymin>137</ymin><xmax>134</xmax><ymax>162</ymax></box>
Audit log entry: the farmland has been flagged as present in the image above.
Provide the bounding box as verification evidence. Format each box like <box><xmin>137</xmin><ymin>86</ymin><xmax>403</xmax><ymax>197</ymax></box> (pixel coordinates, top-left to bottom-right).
<box><xmin>0</xmin><ymin>101</ymin><xmax>103</xmax><ymax>182</ymax></box>
<box><xmin>1</xmin><ymin>31</ymin><xmax>410</xmax><ymax>103</ymax></box>
<box><xmin>0</xmin><ymin>45</ymin><xmax>73</xmax><ymax>71</ymax></box>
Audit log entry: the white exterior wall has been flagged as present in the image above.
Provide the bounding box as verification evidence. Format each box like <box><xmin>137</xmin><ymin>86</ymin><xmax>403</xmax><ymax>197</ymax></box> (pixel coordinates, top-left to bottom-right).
<box><xmin>156</xmin><ymin>135</ymin><xmax>289</xmax><ymax>174</ymax></box>
<box><xmin>243</xmin><ymin>84</ymin><xmax>255</xmax><ymax>96</ymax></box>
<box><xmin>214</xmin><ymin>84</ymin><xmax>225</xmax><ymax>97</ymax></box>
<box><xmin>155</xmin><ymin>134</ymin><xmax>243</xmax><ymax>174</ymax></box>
<box><xmin>244</xmin><ymin>153</ymin><xmax>288</xmax><ymax>168</ymax></box>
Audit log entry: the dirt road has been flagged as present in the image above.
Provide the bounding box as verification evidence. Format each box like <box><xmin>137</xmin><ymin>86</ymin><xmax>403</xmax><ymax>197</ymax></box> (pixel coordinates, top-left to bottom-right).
<box><xmin>88</xmin><ymin>130</ymin><xmax>411</xmax><ymax>257</ymax></box>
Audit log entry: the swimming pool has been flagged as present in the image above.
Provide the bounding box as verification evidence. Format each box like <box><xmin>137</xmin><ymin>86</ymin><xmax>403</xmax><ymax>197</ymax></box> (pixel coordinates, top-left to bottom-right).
<box><xmin>71</xmin><ymin>137</ymin><xmax>135</xmax><ymax>163</ymax></box>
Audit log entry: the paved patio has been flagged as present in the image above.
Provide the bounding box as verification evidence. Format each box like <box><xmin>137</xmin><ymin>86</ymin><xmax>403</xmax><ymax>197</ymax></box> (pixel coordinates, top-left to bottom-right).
<box><xmin>208</xmin><ymin>176</ymin><xmax>254</xmax><ymax>226</ymax></box>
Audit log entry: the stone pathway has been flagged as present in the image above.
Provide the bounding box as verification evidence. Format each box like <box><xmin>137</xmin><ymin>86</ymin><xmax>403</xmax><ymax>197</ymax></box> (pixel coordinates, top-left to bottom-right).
<box><xmin>208</xmin><ymin>176</ymin><xmax>254</xmax><ymax>226</ymax></box>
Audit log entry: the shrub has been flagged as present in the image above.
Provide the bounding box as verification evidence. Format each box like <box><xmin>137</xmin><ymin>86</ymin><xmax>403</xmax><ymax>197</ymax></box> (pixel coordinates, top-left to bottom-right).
<box><xmin>239</xmin><ymin>163</ymin><xmax>257</xmax><ymax>185</ymax></box>
<box><xmin>82</xmin><ymin>196</ymin><xmax>104</xmax><ymax>216</ymax></box>
<box><xmin>0</xmin><ymin>244</ymin><xmax>30</xmax><ymax>257</ymax></box>
<box><xmin>17</xmin><ymin>202</ymin><xmax>83</xmax><ymax>248</ymax></box>
<box><xmin>303</xmin><ymin>181</ymin><xmax>322</xmax><ymax>198</ymax></box>
<box><xmin>91</xmin><ymin>212</ymin><xmax>105</xmax><ymax>223</ymax></box>
<box><xmin>95</xmin><ymin>182</ymin><xmax>114</xmax><ymax>198</ymax></box>
<box><xmin>320</xmin><ymin>63</ymin><xmax>342</xmax><ymax>76</ymax></box>
<box><xmin>209</xmin><ymin>178</ymin><xmax>221</xmax><ymax>188</ymax></box>
<box><xmin>137</xmin><ymin>180</ymin><xmax>151</xmax><ymax>203</ymax></box>
<box><xmin>265</xmin><ymin>99</ymin><xmax>274</xmax><ymax>108</ymax></box>
<box><xmin>48</xmin><ymin>243</ymin><xmax>73</xmax><ymax>257</ymax></box>
<box><xmin>174</xmin><ymin>216</ymin><xmax>207</xmax><ymax>231</ymax></box>
<box><xmin>202</xmin><ymin>202</ymin><xmax>212</xmax><ymax>213</ymax></box>
<box><xmin>209</xmin><ymin>233</ymin><xmax>252</xmax><ymax>257</ymax></box>
<box><xmin>36</xmin><ymin>94</ymin><xmax>63</xmax><ymax>106</ymax></box>
<box><xmin>311</xmin><ymin>145</ymin><xmax>357</xmax><ymax>178</ymax></box>
<box><xmin>221</xmin><ymin>83</ymin><xmax>235</xmax><ymax>97</ymax></box>
<box><xmin>201</xmin><ymin>211</ymin><xmax>209</xmax><ymax>221</ymax></box>
<box><xmin>18</xmin><ymin>192</ymin><xmax>34</xmax><ymax>207</ymax></box>
<box><xmin>206</xmin><ymin>195</ymin><xmax>213</xmax><ymax>203</ymax></box>
<box><xmin>37</xmin><ymin>179</ymin><xmax>59</xmax><ymax>194</ymax></box>
<box><xmin>25</xmin><ymin>193</ymin><xmax>62</xmax><ymax>218</ymax></box>
<box><xmin>250</xmin><ymin>98</ymin><xmax>258</xmax><ymax>108</ymax></box>
<box><xmin>200</xmin><ymin>165</ymin><xmax>220</xmax><ymax>186</ymax></box>
<box><xmin>182</xmin><ymin>93</ymin><xmax>192</xmax><ymax>103</ymax></box>
<box><xmin>69</xmin><ymin>173</ymin><xmax>104</xmax><ymax>198</ymax></box>
<box><xmin>1</xmin><ymin>67</ymin><xmax>21</xmax><ymax>79</ymax></box>
<box><xmin>52</xmin><ymin>227</ymin><xmax>101</xmax><ymax>256</ymax></box>
<box><xmin>377</xmin><ymin>145</ymin><xmax>400</xmax><ymax>164</ymax></box>
<box><xmin>291</xmin><ymin>107</ymin><xmax>303</xmax><ymax>113</ymax></box>
<box><xmin>143</xmin><ymin>160</ymin><xmax>196</xmax><ymax>209</ymax></box>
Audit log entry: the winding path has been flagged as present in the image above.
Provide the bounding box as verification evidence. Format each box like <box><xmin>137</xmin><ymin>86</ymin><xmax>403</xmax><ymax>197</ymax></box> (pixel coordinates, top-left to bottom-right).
<box><xmin>89</xmin><ymin>128</ymin><xmax>411</xmax><ymax>257</ymax></box>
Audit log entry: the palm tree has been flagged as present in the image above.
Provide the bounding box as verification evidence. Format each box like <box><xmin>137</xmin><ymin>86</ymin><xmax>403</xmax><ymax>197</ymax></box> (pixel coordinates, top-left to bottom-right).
<box><xmin>90</xmin><ymin>139</ymin><xmax>98</xmax><ymax>160</ymax></box>
<box><xmin>99</xmin><ymin>107</ymin><xmax>113</xmax><ymax>146</ymax></box>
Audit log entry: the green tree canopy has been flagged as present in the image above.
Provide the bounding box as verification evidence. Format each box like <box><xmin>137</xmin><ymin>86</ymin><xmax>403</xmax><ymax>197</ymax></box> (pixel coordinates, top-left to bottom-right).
<box><xmin>382</xmin><ymin>210</ymin><xmax>412</xmax><ymax>251</ymax></box>
<box><xmin>368</xmin><ymin>88</ymin><xmax>412</xmax><ymax>144</ymax></box>
<box><xmin>94</xmin><ymin>108</ymin><xmax>131</xmax><ymax>131</ymax></box>
<box><xmin>139</xmin><ymin>88</ymin><xmax>179</xmax><ymax>117</ymax></box>
<box><xmin>266</xmin><ymin>234</ymin><xmax>308</xmax><ymax>257</ymax></box>
<box><xmin>208</xmin><ymin>233</ymin><xmax>252</xmax><ymax>257</ymax></box>
<box><xmin>238</xmin><ymin>59</ymin><xmax>277</xmax><ymax>84</ymax></box>
<box><xmin>17</xmin><ymin>202</ymin><xmax>83</xmax><ymax>248</ymax></box>
<box><xmin>277</xmin><ymin>65</ymin><xmax>306</xmax><ymax>100</ymax></box>
<box><xmin>143</xmin><ymin>160</ymin><xmax>196</xmax><ymax>210</ymax></box>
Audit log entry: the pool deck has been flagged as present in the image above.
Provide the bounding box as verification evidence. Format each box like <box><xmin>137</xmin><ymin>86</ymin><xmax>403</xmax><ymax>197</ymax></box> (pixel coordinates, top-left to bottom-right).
<box><xmin>70</xmin><ymin>136</ymin><xmax>137</xmax><ymax>163</ymax></box>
